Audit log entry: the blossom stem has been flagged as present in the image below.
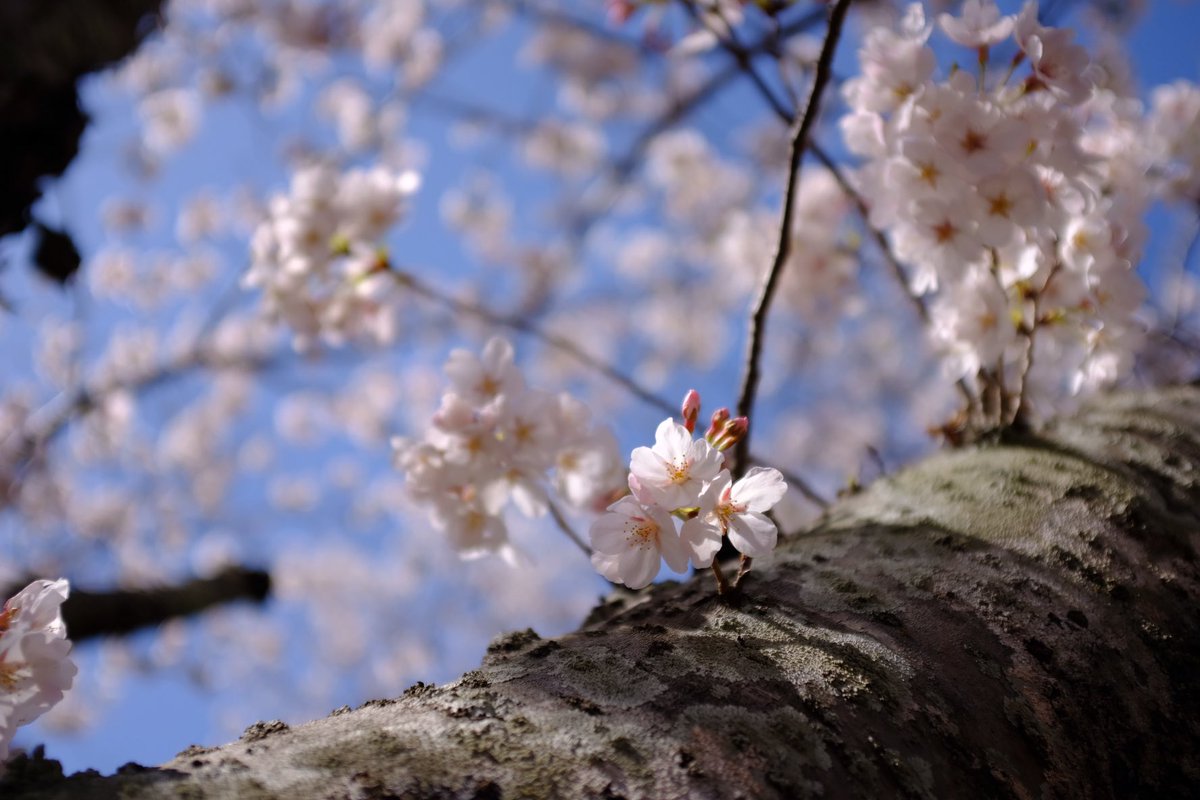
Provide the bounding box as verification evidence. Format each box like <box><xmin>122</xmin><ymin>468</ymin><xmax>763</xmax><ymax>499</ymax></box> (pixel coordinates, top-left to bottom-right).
<box><xmin>1012</xmin><ymin>262</ymin><xmax>1062</xmax><ymax>425</ymax></box>
<box><xmin>733</xmin><ymin>555</ymin><xmax>753</xmax><ymax>588</ymax></box>
<box><xmin>396</xmin><ymin>267</ymin><xmax>678</xmax><ymax>416</ymax></box>
<box><xmin>732</xmin><ymin>0</ymin><xmax>855</xmax><ymax>481</ymax></box>
<box><xmin>710</xmin><ymin>560</ymin><xmax>731</xmax><ymax>595</ymax></box>
<box><xmin>547</xmin><ymin>498</ymin><xmax>591</xmax><ymax>557</ymax></box>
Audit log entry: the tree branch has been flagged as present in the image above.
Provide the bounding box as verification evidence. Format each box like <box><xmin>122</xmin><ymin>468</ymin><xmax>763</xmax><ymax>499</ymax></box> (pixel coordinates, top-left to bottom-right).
<box><xmin>732</xmin><ymin>0</ymin><xmax>853</xmax><ymax>479</ymax></box>
<box><xmin>7</xmin><ymin>384</ymin><xmax>1200</xmax><ymax>798</ymax></box>
<box><xmin>2</xmin><ymin>566</ymin><xmax>271</xmax><ymax>643</ymax></box>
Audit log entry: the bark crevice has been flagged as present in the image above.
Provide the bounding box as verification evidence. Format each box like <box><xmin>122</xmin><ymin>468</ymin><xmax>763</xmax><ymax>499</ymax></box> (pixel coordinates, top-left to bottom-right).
<box><xmin>5</xmin><ymin>386</ymin><xmax>1200</xmax><ymax>799</ymax></box>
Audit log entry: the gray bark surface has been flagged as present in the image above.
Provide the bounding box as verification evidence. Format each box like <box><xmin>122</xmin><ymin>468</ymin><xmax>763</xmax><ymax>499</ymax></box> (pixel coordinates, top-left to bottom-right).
<box><xmin>5</xmin><ymin>385</ymin><xmax>1199</xmax><ymax>799</ymax></box>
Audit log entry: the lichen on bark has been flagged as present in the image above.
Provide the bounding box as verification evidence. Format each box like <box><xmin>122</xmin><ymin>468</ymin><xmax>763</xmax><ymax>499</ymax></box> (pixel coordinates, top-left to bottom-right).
<box><xmin>5</xmin><ymin>385</ymin><xmax>1199</xmax><ymax>799</ymax></box>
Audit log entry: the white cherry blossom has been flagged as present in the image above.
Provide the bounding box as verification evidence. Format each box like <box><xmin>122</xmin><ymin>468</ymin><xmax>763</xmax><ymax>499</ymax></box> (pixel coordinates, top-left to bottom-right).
<box><xmin>588</xmin><ymin>496</ymin><xmax>689</xmax><ymax>590</ymax></box>
<box><xmin>1</xmin><ymin>579</ymin><xmax>77</xmax><ymax>762</ymax></box>
<box><xmin>938</xmin><ymin>0</ymin><xmax>1014</xmax><ymax>48</ymax></box>
<box><xmin>628</xmin><ymin>418</ymin><xmax>724</xmax><ymax>510</ymax></box>
<box><xmin>680</xmin><ymin>467</ymin><xmax>787</xmax><ymax>566</ymax></box>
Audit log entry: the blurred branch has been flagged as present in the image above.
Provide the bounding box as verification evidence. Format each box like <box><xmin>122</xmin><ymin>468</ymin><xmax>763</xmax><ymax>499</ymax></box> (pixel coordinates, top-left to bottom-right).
<box><xmin>13</xmin><ymin>349</ymin><xmax>274</xmax><ymax>465</ymax></box>
<box><xmin>396</xmin><ymin>267</ymin><xmax>677</xmax><ymax>416</ymax></box>
<box><xmin>3</xmin><ymin>566</ymin><xmax>271</xmax><ymax>643</ymax></box>
<box><xmin>503</xmin><ymin>0</ymin><xmax>658</xmax><ymax>53</ymax></box>
<box><xmin>567</xmin><ymin>5</ymin><xmax>829</xmax><ymax>243</ymax></box>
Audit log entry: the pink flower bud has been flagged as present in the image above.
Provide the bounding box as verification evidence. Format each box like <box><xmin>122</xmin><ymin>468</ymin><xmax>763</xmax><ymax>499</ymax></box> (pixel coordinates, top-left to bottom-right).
<box><xmin>705</xmin><ymin>407</ymin><xmax>730</xmax><ymax>441</ymax></box>
<box><xmin>607</xmin><ymin>0</ymin><xmax>636</xmax><ymax>24</ymax></box>
<box><xmin>681</xmin><ymin>389</ymin><xmax>701</xmax><ymax>433</ymax></box>
<box><xmin>714</xmin><ymin>417</ymin><xmax>749</xmax><ymax>451</ymax></box>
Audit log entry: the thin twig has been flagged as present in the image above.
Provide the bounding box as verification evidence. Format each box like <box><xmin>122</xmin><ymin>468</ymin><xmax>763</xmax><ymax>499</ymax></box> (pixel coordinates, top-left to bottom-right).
<box><xmin>733</xmin><ymin>555</ymin><xmax>753</xmax><ymax>588</ymax></box>
<box><xmin>731</xmin><ymin>0</ymin><xmax>854</xmax><ymax>480</ymax></box>
<box><xmin>567</xmin><ymin>6</ymin><xmax>828</xmax><ymax>243</ymax></box>
<box><xmin>679</xmin><ymin>1</ymin><xmax>794</xmax><ymax>122</ymax></box>
<box><xmin>710</xmin><ymin>560</ymin><xmax>731</xmax><ymax>594</ymax></box>
<box><xmin>14</xmin><ymin>349</ymin><xmax>273</xmax><ymax>463</ymax></box>
<box><xmin>546</xmin><ymin>497</ymin><xmax>591</xmax><ymax>556</ymax></box>
<box><xmin>1012</xmin><ymin>262</ymin><xmax>1062</xmax><ymax>425</ymax></box>
<box><xmin>396</xmin><ymin>268</ymin><xmax>677</xmax><ymax>416</ymax></box>
<box><xmin>748</xmin><ymin>456</ymin><xmax>827</xmax><ymax>508</ymax></box>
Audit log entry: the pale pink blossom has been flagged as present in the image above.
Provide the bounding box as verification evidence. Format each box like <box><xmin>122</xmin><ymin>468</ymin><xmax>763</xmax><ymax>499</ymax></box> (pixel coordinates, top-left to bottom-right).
<box><xmin>443</xmin><ymin>337</ymin><xmax>525</xmax><ymax>406</ymax></box>
<box><xmin>0</xmin><ymin>579</ymin><xmax>76</xmax><ymax>763</ymax></box>
<box><xmin>938</xmin><ymin>0</ymin><xmax>1014</xmax><ymax>48</ymax></box>
<box><xmin>628</xmin><ymin>418</ymin><xmax>724</xmax><ymax>510</ymax></box>
<box><xmin>1015</xmin><ymin>3</ymin><xmax>1093</xmax><ymax>105</ymax></box>
<box><xmin>588</xmin><ymin>496</ymin><xmax>689</xmax><ymax>589</ymax></box>
<box><xmin>680</xmin><ymin>467</ymin><xmax>788</xmax><ymax>566</ymax></box>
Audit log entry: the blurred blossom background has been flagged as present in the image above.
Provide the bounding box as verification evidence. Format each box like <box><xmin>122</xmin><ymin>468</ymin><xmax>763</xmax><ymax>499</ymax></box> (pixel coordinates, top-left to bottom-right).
<box><xmin>3</xmin><ymin>0</ymin><xmax>1200</xmax><ymax>772</ymax></box>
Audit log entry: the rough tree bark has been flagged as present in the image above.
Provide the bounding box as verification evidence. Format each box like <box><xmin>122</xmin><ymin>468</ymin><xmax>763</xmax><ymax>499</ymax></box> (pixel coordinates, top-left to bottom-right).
<box><xmin>5</xmin><ymin>384</ymin><xmax>1199</xmax><ymax>799</ymax></box>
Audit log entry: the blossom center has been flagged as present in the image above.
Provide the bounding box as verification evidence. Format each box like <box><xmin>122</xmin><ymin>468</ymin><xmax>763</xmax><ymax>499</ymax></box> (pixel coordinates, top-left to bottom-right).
<box><xmin>932</xmin><ymin>219</ymin><xmax>959</xmax><ymax>243</ymax></box>
<box><xmin>625</xmin><ymin>517</ymin><xmax>658</xmax><ymax>549</ymax></box>
<box><xmin>987</xmin><ymin>193</ymin><xmax>1014</xmax><ymax>218</ymax></box>
<box><xmin>917</xmin><ymin>161</ymin><xmax>940</xmax><ymax>187</ymax></box>
<box><xmin>960</xmin><ymin>128</ymin><xmax>988</xmax><ymax>154</ymax></box>
<box><xmin>0</xmin><ymin>661</ymin><xmax>21</xmax><ymax>691</ymax></box>
<box><xmin>477</xmin><ymin>375</ymin><xmax>501</xmax><ymax>396</ymax></box>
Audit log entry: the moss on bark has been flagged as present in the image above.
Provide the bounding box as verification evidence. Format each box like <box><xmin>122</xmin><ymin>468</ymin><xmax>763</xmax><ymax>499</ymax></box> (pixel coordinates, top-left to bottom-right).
<box><xmin>6</xmin><ymin>386</ymin><xmax>1200</xmax><ymax>799</ymax></box>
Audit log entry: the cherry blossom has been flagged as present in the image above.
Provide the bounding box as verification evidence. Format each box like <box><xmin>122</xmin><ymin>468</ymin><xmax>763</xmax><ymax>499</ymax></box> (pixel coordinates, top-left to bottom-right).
<box><xmin>842</xmin><ymin>0</ymin><xmax>1151</xmax><ymax>416</ymax></box>
<box><xmin>243</xmin><ymin>163</ymin><xmax>418</xmax><ymax>350</ymax></box>
<box><xmin>1</xmin><ymin>579</ymin><xmax>76</xmax><ymax>763</ymax></box>
<box><xmin>1014</xmin><ymin>2</ymin><xmax>1093</xmax><ymax>105</ymax></box>
<box><xmin>396</xmin><ymin>337</ymin><xmax>624</xmax><ymax>560</ymax></box>
<box><xmin>589</xmin><ymin>496</ymin><xmax>689</xmax><ymax>590</ymax></box>
<box><xmin>628</xmin><ymin>418</ymin><xmax>724</xmax><ymax>510</ymax></box>
<box><xmin>681</xmin><ymin>467</ymin><xmax>788</xmax><ymax>565</ymax></box>
<box><xmin>938</xmin><ymin>0</ymin><xmax>1014</xmax><ymax>48</ymax></box>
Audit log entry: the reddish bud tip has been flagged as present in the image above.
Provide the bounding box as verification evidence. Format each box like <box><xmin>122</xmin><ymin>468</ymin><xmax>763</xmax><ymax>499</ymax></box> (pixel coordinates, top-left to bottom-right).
<box><xmin>607</xmin><ymin>0</ymin><xmax>636</xmax><ymax>24</ymax></box>
<box><xmin>681</xmin><ymin>389</ymin><xmax>701</xmax><ymax>433</ymax></box>
<box><xmin>705</xmin><ymin>407</ymin><xmax>730</xmax><ymax>441</ymax></box>
<box><xmin>714</xmin><ymin>417</ymin><xmax>749</xmax><ymax>451</ymax></box>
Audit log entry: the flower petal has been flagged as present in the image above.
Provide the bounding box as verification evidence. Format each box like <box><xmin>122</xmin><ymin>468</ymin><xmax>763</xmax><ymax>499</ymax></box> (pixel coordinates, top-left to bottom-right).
<box><xmin>727</xmin><ymin>511</ymin><xmax>778</xmax><ymax>557</ymax></box>
<box><xmin>618</xmin><ymin>546</ymin><xmax>661</xmax><ymax>589</ymax></box>
<box><xmin>732</xmin><ymin>467</ymin><xmax>787</xmax><ymax>512</ymax></box>
<box><xmin>680</xmin><ymin>517</ymin><xmax>723</xmax><ymax>568</ymax></box>
<box><xmin>653</xmin><ymin>418</ymin><xmax>691</xmax><ymax>459</ymax></box>
<box><xmin>656</xmin><ymin>518</ymin><xmax>691</xmax><ymax>573</ymax></box>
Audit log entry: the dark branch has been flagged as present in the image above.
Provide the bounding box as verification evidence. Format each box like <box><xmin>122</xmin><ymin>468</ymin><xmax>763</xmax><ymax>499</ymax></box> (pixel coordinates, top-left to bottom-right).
<box><xmin>732</xmin><ymin>0</ymin><xmax>854</xmax><ymax>479</ymax></box>
<box><xmin>2</xmin><ymin>566</ymin><xmax>273</xmax><ymax>643</ymax></box>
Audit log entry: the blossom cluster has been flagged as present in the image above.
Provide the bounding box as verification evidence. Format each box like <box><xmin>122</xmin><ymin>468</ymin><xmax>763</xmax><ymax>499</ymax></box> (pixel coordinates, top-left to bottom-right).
<box><xmin>589</xmin><ymin>393</ymin><xmax>788</xmax><ymax>590</ymax></box>
<box><xmin>1145</xmin><ymin>81</ymin><xmax>1200</xmax><ymax>203</ymax></box>
<box><xmin>243</xmin><ymin>163</ymin><xmax>420</xmax><ymax>351</ymax></box>
<box><xmin>1</xmin><ymin>579</ymin><xmax>76</xmax><ymax>763</ymax></box>
<box><xmin>394</xmin><ymin>337</ymin><xmax>625</xmax><ymax>562</ymax></box>
<box><xmin>842</xmin><ymin>0</ymin><xmax>1149</xmax><ymax>411</ymax></box>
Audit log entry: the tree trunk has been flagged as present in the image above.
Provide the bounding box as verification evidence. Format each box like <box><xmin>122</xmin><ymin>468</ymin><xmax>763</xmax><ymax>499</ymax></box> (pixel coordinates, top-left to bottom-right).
<box><xmin>6</xmin><ymin>385</ymin><xmax>1200</xmax><ymax>799</ymax></box>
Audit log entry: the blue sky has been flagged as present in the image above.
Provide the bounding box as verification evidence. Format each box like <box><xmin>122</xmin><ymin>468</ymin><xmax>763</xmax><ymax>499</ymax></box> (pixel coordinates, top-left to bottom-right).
<box><xmin>10</xmin><ymin>0</ymin><xmax>1200</xmax><ymax>774</ymax></box>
